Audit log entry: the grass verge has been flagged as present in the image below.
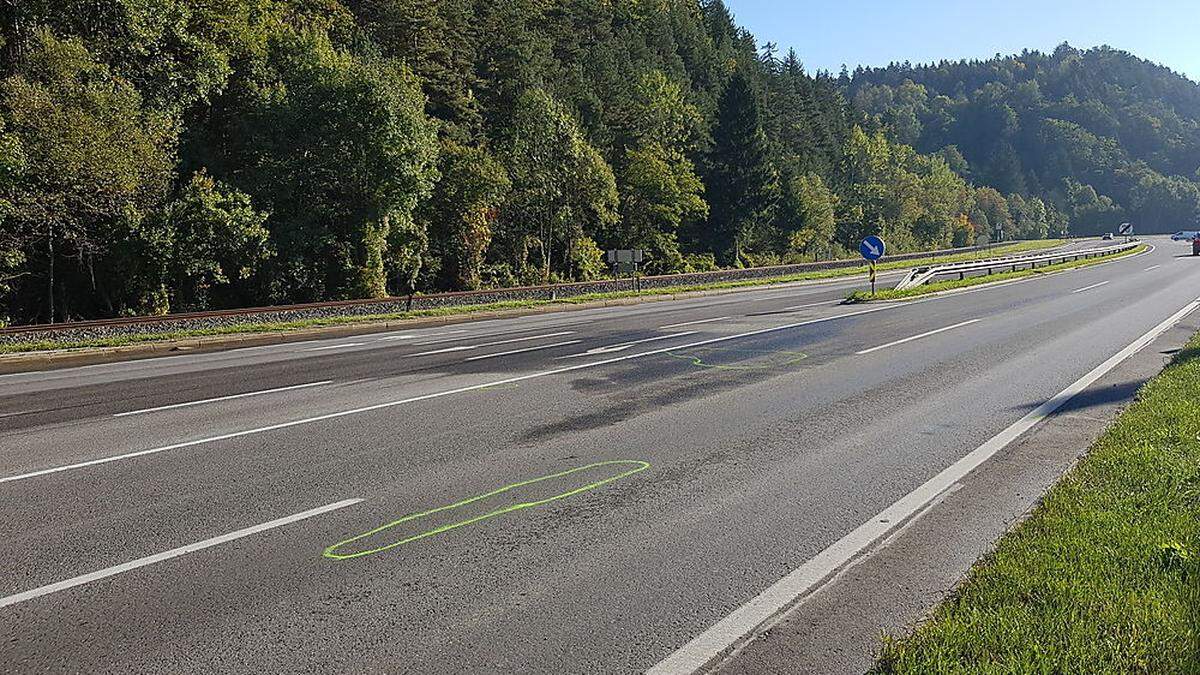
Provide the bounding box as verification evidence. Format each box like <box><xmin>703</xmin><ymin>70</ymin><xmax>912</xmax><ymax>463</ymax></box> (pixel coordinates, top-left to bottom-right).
<box><xmin>874</xmin><ymin>331</ymin><xmax>1200</xmax><ymax>672</ymax></box>
<box><xmin>0</xmin><ymin>239</ymin><xmax>1065</xmax><ymax>355</ymax></box>
<box><xmin>845</xmin><ymin>244</ymin><xmax>1145</xmax><ymax>303</ymax></box>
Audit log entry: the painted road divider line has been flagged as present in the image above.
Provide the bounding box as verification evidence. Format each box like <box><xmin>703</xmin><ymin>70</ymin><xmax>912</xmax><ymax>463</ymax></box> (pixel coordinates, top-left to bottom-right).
<box><xmin>408</xmin><ymin>331</ymin><xmax>575</xmax><ymax>357</ymax></box>
<box><xmin>647</xmin><ymin>297</ymin><xmax>1200</xmax><ymax>675</ymax></box>
<box><xmin>410</xmin><ymin>328</ymin><xmax>547</xmax><ymax>346</ymax></box>
<box><xmin>0</xmin><ymin>499</ymin><xmax>363</xmax><ymax>610</ymax></box>
<box><xmin>386</xmin><ymin>329</ymin><xmax>469</xmax><ymax>342</ymax></box>
<box><xmin>855</xmin><ymin>319</ymin><xmax>982</xmax><ymax>355</ymax></box>
<box><xmin>1145</xmin><ymin>265</ymin><xmax>1161</xmax><ymax>272</ymax></box>
<box><xmin>658</xmin><ymin>317</ymin><xmax>730</xmax><ymax>330</ymax></box>
<box><xmin>464</xmin><ymin>340</ymin><xmax>583</xmax><ymax>362</ymax></box>
<box><xmin>1072</xmin><ymin>281</ymin><xmax>1111</xmax><ymax>294</ymax></box>
<box><xmin>113</xmin><ymin>381</ymin><xmax>333</xmax><ymax>418</ymax></box>
<box><xmin>307</xmin><ymin>343</ymin><xmax>367</xmax><ymax>352</ymax></box>
<box><xmin>0</xmin><ymin>305</ymin><xmax>899</xmax><ymax>485</ymax></box>
<box><xmin>563</xmin><ymin>332</ymin><xmax>699</xmax><ymax>358</ymax></box>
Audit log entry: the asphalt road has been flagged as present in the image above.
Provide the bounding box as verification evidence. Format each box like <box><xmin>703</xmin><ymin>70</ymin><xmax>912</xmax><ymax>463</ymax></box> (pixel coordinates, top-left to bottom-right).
<box><xmin>1</xmin><ymin>238</ymin><xmax>1198</xmax><ymax>673</ymax></box>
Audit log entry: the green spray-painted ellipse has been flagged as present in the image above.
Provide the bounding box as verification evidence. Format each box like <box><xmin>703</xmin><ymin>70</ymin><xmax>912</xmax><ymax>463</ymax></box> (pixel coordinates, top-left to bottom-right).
<box><xmin>323</xmin><ymin>460</ymin><xmax>650</xmax><ymax>560</ymax></box>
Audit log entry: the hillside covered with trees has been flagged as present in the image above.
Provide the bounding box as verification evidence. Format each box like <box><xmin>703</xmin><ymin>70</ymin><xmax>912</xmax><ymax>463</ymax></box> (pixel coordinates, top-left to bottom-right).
<box><xmin>848</xmin><ymin>44</ymin><xmax>1200</xmax><ymax>238</ymax></box>
<box><xmin>0</xmin><ymin>0</ymin><xmax>1169</xmax><ymax>325</ymax></box>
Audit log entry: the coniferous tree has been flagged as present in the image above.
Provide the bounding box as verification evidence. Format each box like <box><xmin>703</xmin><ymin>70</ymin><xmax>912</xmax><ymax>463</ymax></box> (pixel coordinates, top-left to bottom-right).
<box><xmin>704</xmin><ymin>70</ymin><xmax>778</xmax><ymax>265</ymax></box>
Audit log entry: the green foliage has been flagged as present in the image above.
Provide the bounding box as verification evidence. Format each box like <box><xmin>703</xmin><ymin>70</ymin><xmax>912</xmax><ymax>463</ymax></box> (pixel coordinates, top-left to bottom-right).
<box><xmin>2</xmin><ymin>29</ymin><xmax>176</xmax><ymax>320</ymax></box>
<box><xmin>150</xmin><ymin>171</ymin><xmax>272</xmax><ymax>311</ymax></box>
<box><xmin>498</xmin><ymin>88</ymin><xmax>617</xmax><ymax>282</ymax></box>
<box><xmin>193</xmin><ymin>25</ymin><xmax>438</xmax><ymax>301</ymax></box>
<box><xmin>778</xmin><ymin>172</ymin><xmax>836</xmax><ymax>259</ymax></box>
<box><xmin>0</xmin><ymin>0</ymin><xmax>1081</xmax><ymax>324</ymax></box>
<box><xmin>611</xmin><ymin>69</ymin><xmax>708</xmax><ymax>273</ymax></box>
<box><xmin>706</xmin><ymin>70</ymin><xmax>779</xmax><ymax>265</ymax></box>
<box><xmin>3</xmin><ymin>0</ymin><xmax>268</xmax><ymax>111</ymax></box>
<box><xmin>850</xmin><ymin>44</ymin><xmax>1200</xmax><ymax>236</ymax></box>
<box><xmin>425</xmin><ymin>141</ymin><xmax>510</xmax><ymax>290</ymax></box>
<box><xmin>618</xmin><ymin>143</ymin><xmax>707</xmax><ymax>274</ymax></box>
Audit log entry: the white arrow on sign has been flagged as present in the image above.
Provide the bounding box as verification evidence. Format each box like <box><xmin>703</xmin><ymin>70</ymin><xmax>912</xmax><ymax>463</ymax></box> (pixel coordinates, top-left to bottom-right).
<box><xmin>863</xmin><ymin>240</ymin><xmax>881</xmax><ymax>257</ymax></box>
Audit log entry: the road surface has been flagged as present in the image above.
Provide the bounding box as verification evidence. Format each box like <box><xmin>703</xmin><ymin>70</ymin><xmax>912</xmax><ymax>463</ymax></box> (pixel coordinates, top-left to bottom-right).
<box><xmin>1</xmin><ymin>238</ymin><xmax>1198</xmax><ymax>673</ymax></box>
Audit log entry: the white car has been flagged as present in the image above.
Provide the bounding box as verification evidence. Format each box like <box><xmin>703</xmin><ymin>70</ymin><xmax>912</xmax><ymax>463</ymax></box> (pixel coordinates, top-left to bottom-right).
<box><xmin>1171</xmin><ymin>230</ymin><xmax>1200</xmax><ymax>241</ymax></box>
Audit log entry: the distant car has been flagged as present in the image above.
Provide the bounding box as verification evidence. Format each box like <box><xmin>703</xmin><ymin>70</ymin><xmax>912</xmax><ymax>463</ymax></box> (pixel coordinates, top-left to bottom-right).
<box><xmin>1102</xmin><ymin>233</ymin><xmax>1114</xmax><ymax>240</ymax></box>
<box><xmin>1171</xmin><ymin>230</ymin><xmax>1200</xmax><ymax>241</ymax></box>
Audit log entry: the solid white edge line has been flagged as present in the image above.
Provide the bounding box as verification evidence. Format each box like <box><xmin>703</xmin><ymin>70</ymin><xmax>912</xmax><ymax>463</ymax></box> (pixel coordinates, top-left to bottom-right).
<box><xmin>658</xmin><ymin>317</ymin><xmax>730</xmax><ymax>330</ymax></box>
<box><xmin>113</xmin><ymin>381</ymin><xmax>333</xmax><ymax>417</ymax></box>
<box><xmin>647</xmin><ymin>297</ymin><xmax>1200</xmax><ymax>675</ymax></box>
<box><xmin>855</xmin><ymin>319</ymin><xmax>982</xmax><ymax>355</ymax></box>
<box><xmin>1072</xmin><ymin>281</ymin><xmax>1111</xmax><ymax>294</ymax></box>
<box><xmin>0</xmin><ymin>498</ymin><xmax>363</xmax><ymax>610</ymax></box>
<box><xmin>0</xmin><ymin>306</ymin><xmax>895</xmax><ymax>484</ymax></box>
<box><xmin>464</xmin><ymin>340</ymin><xmax>583</xmax><ymax>362</ymax></box>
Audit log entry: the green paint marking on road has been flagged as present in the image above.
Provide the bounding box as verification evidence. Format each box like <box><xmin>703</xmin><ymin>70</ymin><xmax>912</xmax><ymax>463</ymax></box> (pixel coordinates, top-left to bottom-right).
<box><xmin>666</xmin><ymin>347</ymin><xmax>809</xmax><ymax>371</ymax></box>
<box><xmin>323</xmin><ymin>460</ymin><xmax>650</xmax><ymax>560</ymax></box>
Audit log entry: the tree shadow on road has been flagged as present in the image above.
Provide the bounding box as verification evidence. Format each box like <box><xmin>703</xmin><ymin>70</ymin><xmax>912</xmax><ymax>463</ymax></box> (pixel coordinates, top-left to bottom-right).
<box><xmin>1005</xmin><ymin>344</ymin><xmax>1200</xmax><ymax>418</ymax></box>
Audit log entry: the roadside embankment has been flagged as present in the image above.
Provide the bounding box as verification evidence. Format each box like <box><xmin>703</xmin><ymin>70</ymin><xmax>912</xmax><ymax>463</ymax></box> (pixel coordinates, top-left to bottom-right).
<box><xmin>875</xmin><ymin>330</ymin><xmax>1200</xmax><ymax>672</ymax></box>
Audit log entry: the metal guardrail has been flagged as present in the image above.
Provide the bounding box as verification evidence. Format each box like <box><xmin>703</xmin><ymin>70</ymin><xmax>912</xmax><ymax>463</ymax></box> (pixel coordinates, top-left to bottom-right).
<box><xmin>894</xmin><ymin>242</ymin><xmax>1139</xmax><ymax>291</ymax></box>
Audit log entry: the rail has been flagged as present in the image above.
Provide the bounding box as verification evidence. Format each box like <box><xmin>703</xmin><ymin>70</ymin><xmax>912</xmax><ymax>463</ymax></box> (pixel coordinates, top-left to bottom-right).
<box><xmin>893</xmin><ymin>242</ymin><xmax>1139</xmax><ymax>291</ymax></box>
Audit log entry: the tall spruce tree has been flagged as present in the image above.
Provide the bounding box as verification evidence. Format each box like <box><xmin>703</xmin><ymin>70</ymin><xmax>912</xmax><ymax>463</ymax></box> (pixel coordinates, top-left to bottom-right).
<box><xmin>704</xmin><ymin>70</ymin><xmax>777</xmax><ymax>265</ymax></box>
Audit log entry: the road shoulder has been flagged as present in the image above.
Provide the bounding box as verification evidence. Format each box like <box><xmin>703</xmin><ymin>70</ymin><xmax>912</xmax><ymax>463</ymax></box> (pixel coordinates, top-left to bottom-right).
<box><xmin>718</xmin><ymin>303</ymin><xmax>1200</xmax><ymax>674</ymax></box>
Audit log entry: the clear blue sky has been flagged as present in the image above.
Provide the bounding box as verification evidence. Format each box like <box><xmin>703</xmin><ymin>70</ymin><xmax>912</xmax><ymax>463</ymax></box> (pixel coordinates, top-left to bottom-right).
<box><xmin>726</xmin><ymin>0</ymin><xmax>1200</xmax><ymax>80</ymax></box>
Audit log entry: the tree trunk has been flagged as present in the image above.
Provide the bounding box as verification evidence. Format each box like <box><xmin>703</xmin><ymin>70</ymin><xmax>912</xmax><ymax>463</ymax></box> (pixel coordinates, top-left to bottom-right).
<box><xmin>0</xmin><ymin>0</ymin><xmax>29</xmax><ymax>77</ymax></box>
<box><xmin>46</xmin><ymin>222</ymin><xmax>54</xmax><ymax>324</ymax></box>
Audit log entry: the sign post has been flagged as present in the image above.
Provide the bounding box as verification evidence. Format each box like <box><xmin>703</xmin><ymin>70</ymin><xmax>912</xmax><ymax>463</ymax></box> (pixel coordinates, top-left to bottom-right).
<box><xmin>606</xmin><ymin>249</ymin><xmax>645</xmax><ymax>290</ymax></box>
<box><xmin>859</xmin><ymin>235</ymin><xmax>886</xmax><ymax>296</ymax></box>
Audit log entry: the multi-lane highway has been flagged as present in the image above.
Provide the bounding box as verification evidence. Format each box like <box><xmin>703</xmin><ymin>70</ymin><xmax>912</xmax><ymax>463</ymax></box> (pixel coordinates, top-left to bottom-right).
<box><xmin>2</xmin><ymin>238</ymin><xmax>1199</xmax><ymax>673</ymax></box>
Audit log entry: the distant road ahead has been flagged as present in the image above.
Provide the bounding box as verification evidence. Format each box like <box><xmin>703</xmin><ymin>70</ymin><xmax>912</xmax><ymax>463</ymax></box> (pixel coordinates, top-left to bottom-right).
<box><xmin>2</xmin><ymin>238</ymin><xmax>1198</xmax><ymax>672</ymax></box>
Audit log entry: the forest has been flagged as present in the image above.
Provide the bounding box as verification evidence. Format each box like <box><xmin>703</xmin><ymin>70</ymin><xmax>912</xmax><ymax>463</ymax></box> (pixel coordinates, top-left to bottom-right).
<box><xmin>848</xmin><ymin>44</ymin><xmax>1200</xmax><ymax>237</ymax></box>
<box><xmin>0</xmin><ymin>0</ymin><xmax>1194</xmax><ymax>326</ymax></box>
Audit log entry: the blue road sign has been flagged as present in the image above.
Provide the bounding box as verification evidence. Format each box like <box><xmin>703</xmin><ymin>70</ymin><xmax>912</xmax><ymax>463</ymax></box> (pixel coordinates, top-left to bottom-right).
<box><xmin>859</xmin><ymin>235</ymin><xmax>885</xmax><ymax>261</ymax></box>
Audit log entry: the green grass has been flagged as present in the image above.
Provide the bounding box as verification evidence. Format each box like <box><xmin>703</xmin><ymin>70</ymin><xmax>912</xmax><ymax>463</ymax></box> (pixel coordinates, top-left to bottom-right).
<box><xmin>845</xmin><ymin>244</ymin><xmax>1144</xmax><ymax>303</ymax></box>
<box><xmin>874</xmin><ymin>333</ymin><xmax>1200</xmax><ymax>673</ymax></box>
<box><xmin>0</xmin><ymin>239</ymin><xmax>1065</xmax><ymax>355</ymax></box>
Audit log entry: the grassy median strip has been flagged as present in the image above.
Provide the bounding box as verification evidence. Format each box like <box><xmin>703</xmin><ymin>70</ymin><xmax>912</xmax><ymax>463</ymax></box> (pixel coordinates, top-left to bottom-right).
<box><xmin>874</xmin><ymin>332</ymin><xmax>1200</xmax><ymax>672</ymax></box>
<box><xmin>0</xmin><ymin>239</ymin><xmax>1064</xmax><ymax>355</ymax></box>
<box><xmin>845</xmin><ymin>244</ymin><xmax>1145</xmax><ymax>304</ymax></box>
